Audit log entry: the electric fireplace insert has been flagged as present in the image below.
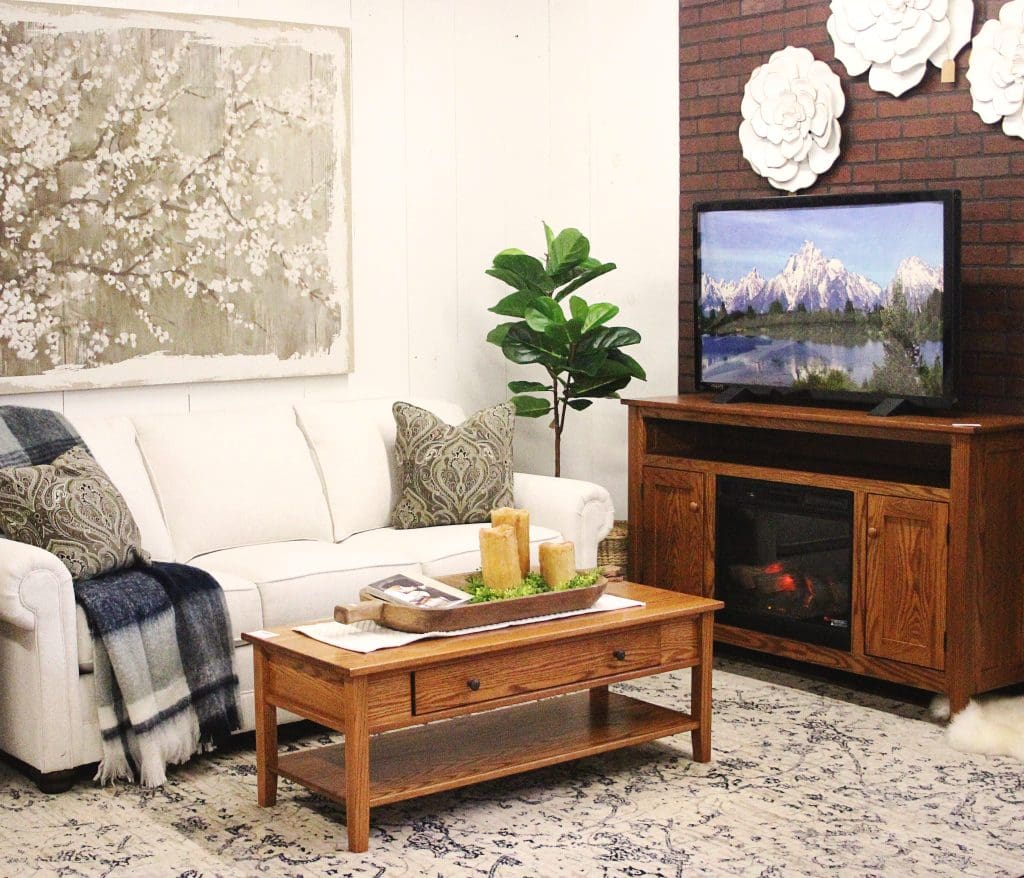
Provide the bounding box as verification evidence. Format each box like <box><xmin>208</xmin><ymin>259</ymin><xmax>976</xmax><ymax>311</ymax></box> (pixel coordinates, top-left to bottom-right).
<box><xmin>714</xmin><ymin>476</ymin><xmax>853</xmax><ymax>650</ymax></box>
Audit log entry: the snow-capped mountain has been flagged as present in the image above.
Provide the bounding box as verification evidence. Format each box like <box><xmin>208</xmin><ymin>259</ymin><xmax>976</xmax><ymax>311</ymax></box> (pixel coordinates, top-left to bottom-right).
<box><xmin>887</xmin><ymin>255</ymin><xmax>943</xmax><ymax>309</ymax></box>
<box><xmin>701</xmin><ymin>241</ymin><xmax>941</xmax><ymax>315</ymax></box>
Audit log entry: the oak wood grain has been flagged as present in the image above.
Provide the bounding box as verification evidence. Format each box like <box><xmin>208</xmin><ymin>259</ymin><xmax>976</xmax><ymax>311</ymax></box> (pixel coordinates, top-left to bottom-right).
<box><xmin>413</xmin><ymin>626</ymin><xmax>660</xmax><ymax>715</ymax></box>
<box><xmin>623</xmin><ymin>395</ymin><xmax>1024</xmax><ymax>708</ymax></box>
<box><xmin>275</xmin><ymin>692</ymin><xmax>698</xmax><ymax>808</ymax></box>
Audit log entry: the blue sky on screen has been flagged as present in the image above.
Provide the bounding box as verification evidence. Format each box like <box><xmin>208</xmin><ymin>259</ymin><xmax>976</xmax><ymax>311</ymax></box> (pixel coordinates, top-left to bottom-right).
<box><xmin>698</xmin><ymin>201</ymin><xmax>945</xmax><ymax>286</ymax></box>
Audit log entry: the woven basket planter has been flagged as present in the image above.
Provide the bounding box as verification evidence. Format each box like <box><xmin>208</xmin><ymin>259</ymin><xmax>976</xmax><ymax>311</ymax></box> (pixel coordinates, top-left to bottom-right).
<box><xmin>597</xmin><ymin>520</ymin><xmax>629</xmax><ymax>574</ymax></box>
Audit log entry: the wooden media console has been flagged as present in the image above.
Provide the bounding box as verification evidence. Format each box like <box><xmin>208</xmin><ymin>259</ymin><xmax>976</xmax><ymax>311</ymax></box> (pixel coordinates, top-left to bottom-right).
<box><xmin>625</xmin><ymin>394</ymin><xmax>1024</xmax><ymax>713</ymax></box>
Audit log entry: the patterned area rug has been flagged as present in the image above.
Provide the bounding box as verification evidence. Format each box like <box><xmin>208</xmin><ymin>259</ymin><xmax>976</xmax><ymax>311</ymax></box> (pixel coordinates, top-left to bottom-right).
<box><xmin>2</xmin><ymin>655</ymin><xmax>1022</xmax><ymax>878</ymax></box>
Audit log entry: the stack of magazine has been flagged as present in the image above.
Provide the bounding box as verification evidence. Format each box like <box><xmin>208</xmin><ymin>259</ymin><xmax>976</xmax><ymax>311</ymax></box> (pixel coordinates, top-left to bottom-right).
<box><xmin>363</xmin><ymin>572</ymin><xmax>472</xmax><ymax>610</ymax></box>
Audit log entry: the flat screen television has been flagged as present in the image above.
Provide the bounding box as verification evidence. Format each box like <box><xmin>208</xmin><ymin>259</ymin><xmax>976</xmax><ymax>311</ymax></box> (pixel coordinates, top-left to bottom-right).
<box><xmin>694</xmin><ymin>190</ymin><xmax>961</xmax><ymax>414</ymax></box>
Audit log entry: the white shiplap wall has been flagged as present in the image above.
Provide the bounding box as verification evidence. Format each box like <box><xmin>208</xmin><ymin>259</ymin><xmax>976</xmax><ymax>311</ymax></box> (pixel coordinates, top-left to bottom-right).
<box><xmin>2</xmin><ymin>0</ymin><xmax>679</xmax><ymax>514</ymax></box>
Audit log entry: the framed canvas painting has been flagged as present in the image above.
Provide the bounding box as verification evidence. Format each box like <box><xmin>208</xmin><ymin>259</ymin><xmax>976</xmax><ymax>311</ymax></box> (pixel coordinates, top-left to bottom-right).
<box><xmin>0</xmin><ymin>1</ymin><xmax>351</xmax><ymax>392</ymax></box>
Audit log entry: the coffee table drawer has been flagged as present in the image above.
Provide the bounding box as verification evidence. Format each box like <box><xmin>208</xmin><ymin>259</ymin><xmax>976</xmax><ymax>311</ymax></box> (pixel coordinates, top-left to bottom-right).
<box><xmin>413</xmin><ymin>626</ymin><xmax>661</xmax><ymax>715</ymax></box>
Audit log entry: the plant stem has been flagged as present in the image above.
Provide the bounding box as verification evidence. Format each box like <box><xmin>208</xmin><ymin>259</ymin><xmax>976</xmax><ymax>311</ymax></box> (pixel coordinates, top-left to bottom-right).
<box><xmin>551</xmin><ymin>374</ymin><xmax>561</xmax><ymax>477</ymax></box>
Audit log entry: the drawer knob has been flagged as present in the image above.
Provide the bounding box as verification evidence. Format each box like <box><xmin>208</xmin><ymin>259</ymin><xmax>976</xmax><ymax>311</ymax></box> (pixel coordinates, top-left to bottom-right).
<box><xmin>613</xmin><ymin>649</ymin><xmax>627</xmax><ymax>661</ymax></box>
<box><xmin>867</xmin><ymin>526</ymin><xmax>879</xmax><ymax>538</ymax></box>
<box><xmin>467</xmin><ymin>678</ymin><xmax>481</xmax><ymax>691</ymax></box>
<box><xmin>689</xmin><ymin>501</ymin><xmax>700</xmax><ymax>512</ymax></box>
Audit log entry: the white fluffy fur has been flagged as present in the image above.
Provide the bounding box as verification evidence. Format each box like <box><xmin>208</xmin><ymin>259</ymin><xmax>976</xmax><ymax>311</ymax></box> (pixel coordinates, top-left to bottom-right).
<box><xmin>930</xmin><ymin>694</ymin><xmax>1024</xmax><ymax>761</ymax></box>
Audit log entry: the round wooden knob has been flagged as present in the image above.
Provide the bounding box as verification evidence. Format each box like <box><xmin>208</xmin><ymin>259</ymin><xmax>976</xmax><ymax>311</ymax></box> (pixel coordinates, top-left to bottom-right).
<box><xmin>467</xmin><ymin>678</ymin><xmax>481</xmax><ymax>691</ymax></box>
<box><xmin>613</xmin><ymin>649</ymin><xmax>627</xmax><ymax>661</ymax></box>
<box><xmin>689</xmin><ymin>501</ymin><xmax>700</xmax><ymax>512</ymax></box>
<box><xmin>867</xmin><ymin>527</ymin><xmax>879</xmax><ymax>538</ymax></box>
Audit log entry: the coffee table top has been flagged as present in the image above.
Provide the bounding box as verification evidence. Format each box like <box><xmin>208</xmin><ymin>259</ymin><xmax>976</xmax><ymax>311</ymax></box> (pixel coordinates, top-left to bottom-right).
<box><xmin>242</xmin><ymin>581</ymin><xmax>722</xmax><ymax>678</ymax></box>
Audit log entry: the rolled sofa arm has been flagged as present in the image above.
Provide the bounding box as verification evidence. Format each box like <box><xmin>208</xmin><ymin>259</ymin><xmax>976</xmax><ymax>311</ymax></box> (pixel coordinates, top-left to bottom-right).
<box><xmin>0</xmin><ymin>537</ymin><xmax>74</xmax><ymax>630</ymax></box>
<box><xmin>513</xmin><ymin>472</ymin><xmax>615</xmax><ymax>568</ymax></box>
<box><xmin>0</xmin><ymin>537</ymin><xmax>85</xmax><ymax>774</ymax></box>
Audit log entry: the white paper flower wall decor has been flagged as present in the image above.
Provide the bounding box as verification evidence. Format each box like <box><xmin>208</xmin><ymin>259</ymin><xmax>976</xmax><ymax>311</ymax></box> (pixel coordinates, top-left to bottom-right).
<box><xmin>967</xmin><ymin>0</ymin><xmax>1024</xmax><ymax>138</ymax></box>
<box><xmin>827</xmin><ymin>0</ymin><xmax>975</xmax><ymax>97</ymax></box>
<box><xmin>738</xmin><ymin>46</ymin><xmax>845</xmax><ymax>193</ymax></box>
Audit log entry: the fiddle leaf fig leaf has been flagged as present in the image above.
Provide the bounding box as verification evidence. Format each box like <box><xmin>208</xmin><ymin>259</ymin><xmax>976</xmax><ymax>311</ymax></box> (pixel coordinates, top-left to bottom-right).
<box><xmin>582</xmin><ymin>302</ymin><xmax>619</xmax><ymax>334</ymax></box>
<box><xmin>548</xmin><ymin>227</ymin><xmax>590</xmax><ymax>274</ymax></box>
<box><xmin>567</xmin><ymin>399</ymin><xmax>594</xmax><ymax>411</ymax></box>
<box><xmin>553</xmin><ymin>261</ymin><xmax>616</xmax><ymax>300</ymax></box>
<box><xmin>485</xmin><ymin>321</ymin><xmax>518</xmax><ymax>346</ymax></box>
<box><xmin>509</xmin><ymin>395</ymin><xmax>551</xmax><ymax>417</ymax></box>
<box><xmin>508</xmin><ymin>380</ymin><xmax>551</xmax><ymax>393</ymax></box>
<box><xmin>502</xmin><ymin>324</ymin><xmax>567</xmax><ymax>368</ymax></box>
<box><xmin>490</xmin><ymin>291</ymin><xmax>541</xmax><ymax>317</ymax></box>
<box><xmin>569</xmin><ymin>295</ymin><xmax>589</xmax><ymax>323</ymax></box>
<box><xmin>488</xmin><ymin>252</ymin><xmax>553</xmax><ymax>294</ymax></box>
<box><xmin>606</xmin><ymin>348</ymin><xmax>647</xmax><ymax>380</ymax></box>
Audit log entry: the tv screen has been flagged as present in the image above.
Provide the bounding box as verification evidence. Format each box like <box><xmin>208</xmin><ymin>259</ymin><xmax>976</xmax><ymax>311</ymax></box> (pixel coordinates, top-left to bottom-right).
<box><xmin>694</xmin><ymin>190</ymin><xmax>961</xmax><ymax>412</ymax></box>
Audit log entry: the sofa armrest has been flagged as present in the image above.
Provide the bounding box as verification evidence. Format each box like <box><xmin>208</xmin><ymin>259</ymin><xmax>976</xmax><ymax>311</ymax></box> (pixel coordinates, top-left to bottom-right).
<box><xmin>0</xmin><ymin>537</ymin><xmax>74</xmax><ymax>630</ymax></box>
<box><xmin>0</xmin><ymin>538</ymin><xmax>85</xmax><ymax>774</ymax></box>
<box><xmin>513</xmin><ymin>472</ymin><xmax>615</xmax><ymax>568</ymax></box>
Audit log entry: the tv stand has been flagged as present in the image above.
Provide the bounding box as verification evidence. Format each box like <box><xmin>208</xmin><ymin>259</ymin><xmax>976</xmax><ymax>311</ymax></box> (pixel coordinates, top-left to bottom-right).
<box><xmin>711</xmin><ymin>386</ymin><xmax>757</xmax><ymax>405</ymax></box>
<box><xmin>624</xmin><ymin>394</ymin><xmax>1024</xmax><ymax>713</ymax></box>
<box><xmin>868</xmin><ymin>397</ymin><xmax>914</xmax><ymax>417</ymax></box>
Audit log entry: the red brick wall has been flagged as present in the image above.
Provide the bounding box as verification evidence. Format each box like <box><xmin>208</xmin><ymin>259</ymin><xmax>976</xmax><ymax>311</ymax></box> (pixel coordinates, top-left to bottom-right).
<box><xmin>679</xmin><ymin>0</ymin><xmax>1024</xmax><ymax>411</ymax></box>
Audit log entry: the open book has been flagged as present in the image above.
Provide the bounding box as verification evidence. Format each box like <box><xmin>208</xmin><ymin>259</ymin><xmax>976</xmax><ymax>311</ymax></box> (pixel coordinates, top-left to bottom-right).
<box><xmin>363</xmin><ymin>573</ymin><xmax>472</xmax><ymax>610</ymax></box>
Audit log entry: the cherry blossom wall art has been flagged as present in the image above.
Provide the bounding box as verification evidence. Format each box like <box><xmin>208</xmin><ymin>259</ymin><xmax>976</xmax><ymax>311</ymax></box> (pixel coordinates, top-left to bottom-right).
<box><xmin>0</xmin><ymin>1</ymin><xmax>351</xmax><ymax>393</ymax></box>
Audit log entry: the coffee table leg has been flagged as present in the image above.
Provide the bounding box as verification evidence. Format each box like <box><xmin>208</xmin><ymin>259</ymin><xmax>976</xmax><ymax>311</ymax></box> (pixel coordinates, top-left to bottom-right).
<box><xmin>253</xmin><ymin>648</ymin><xmax>278</xmax><ymax>806</ymax></box>
<box><xmin>691</xmin><ymin>612</ymin><xmax>714</xmax><ymax>763</ymax></box>
<box><xmin>344</xmin><ymin>676</ymin><xmax>371</xmax><ymax>852</ymax></box>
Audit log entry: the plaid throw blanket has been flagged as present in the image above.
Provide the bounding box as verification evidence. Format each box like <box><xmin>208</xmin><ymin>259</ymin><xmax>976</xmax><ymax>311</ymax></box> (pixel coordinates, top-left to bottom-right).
<box><xmin>0</xmin><ymin>406</ymin><xmax>240</xmax><ymax>786</ymax></box>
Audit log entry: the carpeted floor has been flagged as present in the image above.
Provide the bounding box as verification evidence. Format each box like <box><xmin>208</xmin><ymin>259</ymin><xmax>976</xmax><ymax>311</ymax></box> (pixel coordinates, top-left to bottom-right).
<box><xmin>1</xmin><ymin>655</ymin><xmax>1022</xmax><ymax>878</ymax></box>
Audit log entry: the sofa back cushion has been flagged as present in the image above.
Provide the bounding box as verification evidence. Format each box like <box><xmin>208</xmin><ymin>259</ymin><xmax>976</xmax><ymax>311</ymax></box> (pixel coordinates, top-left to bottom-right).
<box><xmin>70</xmin><ymin>415</ymin><xmax>176</xmax><ymax>562</ymax></box>
<box><xmin>295</xmin><ymin>398</ymin><xmax>467</xmax><ymax>541</ymax></box>
<box><xmin>134</xmin><ymin>407</ymin><xmax>332</xmax><ymax>561</ymax></box>
<box><xmin>295</xmin><ymin>400</ymin><xmax>393</xmax><ymax>541</ymax></box>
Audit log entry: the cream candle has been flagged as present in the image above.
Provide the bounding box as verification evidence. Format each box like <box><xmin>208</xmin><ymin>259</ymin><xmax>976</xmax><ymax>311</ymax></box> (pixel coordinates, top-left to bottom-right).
<box><xmin>539</xmin><ymin>541</ymin><xmax>576</xmax><ymax>588</ymax></box>
<box><xmin>491</xmin><ymin>507</ymin><xmax>530</xmax><ymax>577</ymax></box>
<box><xmin>479</xmin><ymin>524</ymin><xmax>521</xmax><ymax>592</ymax></box>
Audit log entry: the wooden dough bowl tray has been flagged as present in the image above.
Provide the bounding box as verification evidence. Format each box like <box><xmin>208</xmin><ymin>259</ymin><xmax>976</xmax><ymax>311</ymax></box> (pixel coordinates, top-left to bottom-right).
<box><xmin>334</xmin><ymin>573</ymin><xmax>607</xmax><ymax>633</ymax></box>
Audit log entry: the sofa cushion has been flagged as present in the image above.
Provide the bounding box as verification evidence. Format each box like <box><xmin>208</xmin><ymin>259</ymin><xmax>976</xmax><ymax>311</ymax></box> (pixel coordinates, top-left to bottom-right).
<box><xmin>295</xmin><ymin>402</ymin><xmax>393</xmax><ymax>540</ymax></box>
<box><xmin>0</xmin><ymin>446</ymin><xmax>150</xmax><ymax>581</ymax></box>
<box><xmin>341</xmin><ymin>522</ymin><xmax>562</xmax><ymax>577</ymax></box>
<box><xmin>189</xmin><ymin>540</ymin><xmax>420</xmax><ymax>629</ymax></box>
<box><xmin>70</xmin><ymin>416</ymin><xmax>175</xmax><ymax>562</ymax></box>
<box><xmin>391</xmin><ymin>401</ymin><xmax>515</xmax><ymax>529</ymax></box>
<box><xmin>134</xmin><ymin>408</ymin><xmax>333</xmax><ymax>562</ymax></box>
<box><xmin>75</xmin><ymin>567</ymin><xmax>262</xmax><ymax>673</ymax></box>
<box><xmin>295</xmin><ymin>397</ymin><xmax>469</xmax><ymax>541</ymax></box>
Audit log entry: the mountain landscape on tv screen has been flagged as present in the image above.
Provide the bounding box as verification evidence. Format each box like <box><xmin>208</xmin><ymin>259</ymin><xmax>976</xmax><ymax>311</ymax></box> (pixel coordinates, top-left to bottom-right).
<box><xmin>699</xmin><ymin>240</ymin><xmax>945</xmax><ymax>398</ymax></box>
<box><xmin>700</xmin><ymin>240</ymin><xmax>943</xmax><ymax>316</ymax></box>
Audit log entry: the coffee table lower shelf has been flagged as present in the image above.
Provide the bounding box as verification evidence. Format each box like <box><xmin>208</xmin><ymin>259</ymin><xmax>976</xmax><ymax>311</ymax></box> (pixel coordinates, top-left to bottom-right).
<box><xmin>276</xmin><ymin>691</ymin><xmax>697</xmax><ymax>809</ymax></box>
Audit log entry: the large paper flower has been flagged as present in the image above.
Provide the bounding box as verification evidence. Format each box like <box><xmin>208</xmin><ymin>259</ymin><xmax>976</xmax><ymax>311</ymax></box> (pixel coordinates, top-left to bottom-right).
<box><xmin>738</xmin><ymin>47</ymin><xmax>845</xmax><ymax>193</ymax></box>
<box><xmin>827</xmin><ymin>0</ymin><xmax>975</xmax><ymax>96</ymax></box>
<box><xmin>966</xmin><ymin>0</ymin><xmax>1024</xmax><ymax>138</ymax></box>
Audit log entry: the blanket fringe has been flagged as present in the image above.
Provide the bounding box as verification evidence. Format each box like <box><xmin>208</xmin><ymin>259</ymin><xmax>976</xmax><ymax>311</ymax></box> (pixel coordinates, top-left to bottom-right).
<box><xmin>137</xmin><ymin>708</ymin><xmax>203</xmax><ymax>787</ymax></box>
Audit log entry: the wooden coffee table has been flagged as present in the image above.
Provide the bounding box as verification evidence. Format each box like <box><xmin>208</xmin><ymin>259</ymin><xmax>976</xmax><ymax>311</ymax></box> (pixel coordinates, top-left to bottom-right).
<box><xmin>242</xmin><ymin>581</ymin><xmax>722</xmax><ymax>852</ymax></box>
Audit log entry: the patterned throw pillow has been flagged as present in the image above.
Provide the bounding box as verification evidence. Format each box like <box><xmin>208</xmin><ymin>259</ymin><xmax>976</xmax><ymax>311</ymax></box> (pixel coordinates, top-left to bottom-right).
<box><xmin>391</xmin><ymin>401</ymin><xmax>515</xmax><ymax>529</ymax></box>
<box><xmin>0</xmin><ymin>446</ymin><xmax>150</xmax><ymax>581</ymax></box>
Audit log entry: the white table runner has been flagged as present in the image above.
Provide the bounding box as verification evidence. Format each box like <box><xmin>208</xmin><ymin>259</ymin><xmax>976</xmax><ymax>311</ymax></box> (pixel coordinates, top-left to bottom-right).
<box><xmin>294</xmin><ymin>593</ymin><xmax>644</xmax><ymax>654</ymax></box>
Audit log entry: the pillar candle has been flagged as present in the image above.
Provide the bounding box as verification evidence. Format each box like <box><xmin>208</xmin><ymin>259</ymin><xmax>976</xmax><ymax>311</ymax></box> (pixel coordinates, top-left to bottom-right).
<box><xmin>479</xmin><ymin>524</ymin><xmax>522</xmax><ymax>592</ymax></box>
<box><xmin>540</xmin><ymin>541</ymin><xmax>576</xmax><ymax>588</ymax></box>
<box><xmin>491</xmin><ymin>507</ymin><xmax>530</xmax><ymax>577</ymax></box>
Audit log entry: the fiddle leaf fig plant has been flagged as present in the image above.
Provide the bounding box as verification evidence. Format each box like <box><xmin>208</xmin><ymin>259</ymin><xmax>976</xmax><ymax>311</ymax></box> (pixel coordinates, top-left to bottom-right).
<box><xmin>485</xmin><ymin>223</ymin><xmax>645</xmax><ymax>477</ymax></box>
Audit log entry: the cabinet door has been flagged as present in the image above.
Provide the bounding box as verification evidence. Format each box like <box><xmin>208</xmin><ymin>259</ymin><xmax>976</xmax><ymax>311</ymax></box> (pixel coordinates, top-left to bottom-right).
<box><xmin>864</xmin><ymin>495</ymin><xmax>948</xmax><ymax>670</ymax></box>
<box><xmin>638</xmin><ymin>466</ymin><xmax>706</xmax><ymax>595</ymax></box>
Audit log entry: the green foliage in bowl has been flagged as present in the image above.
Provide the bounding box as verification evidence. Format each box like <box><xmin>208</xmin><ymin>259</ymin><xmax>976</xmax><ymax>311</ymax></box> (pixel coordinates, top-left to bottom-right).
<box><xmin>462</xmin><ymin>569</ymin><xmax>601</xmax><ymax>604</ymax></box>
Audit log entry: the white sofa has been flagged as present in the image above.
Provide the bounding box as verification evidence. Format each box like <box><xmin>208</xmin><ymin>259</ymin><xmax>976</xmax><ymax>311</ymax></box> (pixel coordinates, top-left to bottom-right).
<box><xmin>0</xmin><ymin>397</ymin><xmax>614</xmax><ymax>790</ymax></box>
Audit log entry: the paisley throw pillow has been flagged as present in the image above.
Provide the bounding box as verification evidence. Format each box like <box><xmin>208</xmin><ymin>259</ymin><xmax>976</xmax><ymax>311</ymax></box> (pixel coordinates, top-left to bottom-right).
<box><xmin>0</xmin><ymin>446</ymin><xmax>150</xmax><ymax>581</ymax></box>
<box><xmin>391</xmin><ymin>401</ymin><xmax>515</xmax><ymax>529</ymax></box>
